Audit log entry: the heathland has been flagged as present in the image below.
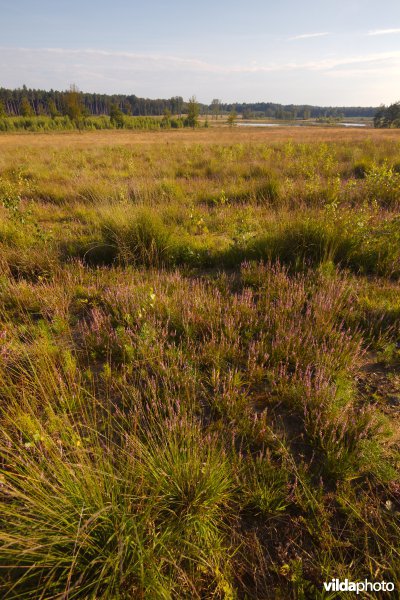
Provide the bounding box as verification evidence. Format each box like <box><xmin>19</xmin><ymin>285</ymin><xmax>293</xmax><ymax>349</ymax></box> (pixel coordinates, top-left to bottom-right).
<box><xmin>0</xmin><ymin>126</ymin><xmax>399</xmax><ymax>598</ymax></box>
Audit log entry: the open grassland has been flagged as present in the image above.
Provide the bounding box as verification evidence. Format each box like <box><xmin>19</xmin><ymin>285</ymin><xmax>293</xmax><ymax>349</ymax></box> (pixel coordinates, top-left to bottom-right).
<box><xmin>0</xmin><ymin>127</ymin><xmax>399</xmax><ymax>598</ymax></box>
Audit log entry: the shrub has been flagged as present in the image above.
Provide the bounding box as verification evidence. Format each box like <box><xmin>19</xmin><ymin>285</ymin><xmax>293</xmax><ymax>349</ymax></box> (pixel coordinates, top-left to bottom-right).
<box><xmin>363</xmin><ymin>163</ymin><xmax>400</xmax><ymax>208</ymax></box>
<box><xmin>353</xmin><ymin>160</ymin><xmax>371</xmax><ymax>179</ymax></box>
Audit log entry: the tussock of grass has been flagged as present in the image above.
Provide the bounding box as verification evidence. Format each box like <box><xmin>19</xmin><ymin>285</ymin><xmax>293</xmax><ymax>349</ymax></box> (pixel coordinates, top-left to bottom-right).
<box><xmin>100</xmin><ymin>208</ymin><xmax>173</xmax><ymax>266</ymax></box>
<box><xmin>0</xmin><ymin>389</ymin><xmax>234</xmax><ymax>598</ymax></box>
<box><xmin>57</xmin><ymin>204</ymin><xmax>399</xmax><ymax>276</ymax></box>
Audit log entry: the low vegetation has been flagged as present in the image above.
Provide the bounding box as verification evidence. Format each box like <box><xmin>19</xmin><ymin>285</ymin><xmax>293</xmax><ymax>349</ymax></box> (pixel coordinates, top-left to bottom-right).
<box><xmin>0</xmin><ymin>127</ymin><xmax>399</xmax><ymax>598</ymax></box>
<box><xmin>0</xmin><ymin>115</ymin><xmax>189</xmax><ymax>132</ymax></box>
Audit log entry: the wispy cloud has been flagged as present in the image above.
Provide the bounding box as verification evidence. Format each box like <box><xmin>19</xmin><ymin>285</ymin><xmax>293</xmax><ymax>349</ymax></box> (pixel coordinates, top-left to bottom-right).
<box><xmin>1</xmin><ymin>46</ymin><xmax>400</xmax><ymax>103</ymax></box>
<box><xmin>368</xmin><ymin>28</ymin><xmax>400</xmax><ymax>36</ymax></box>
<box><xmin>227</xmin><ymin>51</ymin><xmax>400</xmax><ymax>74</ymax></box>
<box><xmin>289</xmin><ymin>32</ymin><xmax>330</xmax><ymax>41</ymax></box>
<box><xmin>41</xmin><ymin>47</ymin><xmax>215</xmax><ymax>70</ymax></box>
<box><xmin>1</xmin><ymin>46</ymin><xmax>400</xmax><ymax>77</ymax></box>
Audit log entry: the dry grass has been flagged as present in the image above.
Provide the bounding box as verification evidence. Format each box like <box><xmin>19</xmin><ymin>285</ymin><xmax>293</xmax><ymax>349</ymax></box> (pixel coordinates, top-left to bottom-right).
<box><xmin>1</xmin><ymin>124</ymin><xmax>400</xmax><ymax>149</ymax></box>
<box><xmin>0</xmin><ymin>127</ymin><xmax>399</xmax><ymax>598</ymax></box>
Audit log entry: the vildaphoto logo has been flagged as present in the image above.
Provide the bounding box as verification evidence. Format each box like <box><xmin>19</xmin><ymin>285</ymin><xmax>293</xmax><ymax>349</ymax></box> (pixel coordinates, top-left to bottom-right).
<box><xmin>323</xmin><ymin>579</ymin><xmax>395</xmax><ymax>594</ymax></box>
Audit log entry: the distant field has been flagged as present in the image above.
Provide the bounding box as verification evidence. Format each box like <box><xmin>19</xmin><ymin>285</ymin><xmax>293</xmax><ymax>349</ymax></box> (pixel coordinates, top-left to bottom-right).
<box><xmin>0</xmin><ymin>114</ymin><xmax>376</xmax><ymax>134</ymax></box>
<box><xmin>0</xmin><ymin>127</ymin><xmax>399</xmax><ymax>598</ymax></box>
<box><xmin>0</xmin><ymin>123</ymin><xmax>397</xmax><ymax>144</ymax></box>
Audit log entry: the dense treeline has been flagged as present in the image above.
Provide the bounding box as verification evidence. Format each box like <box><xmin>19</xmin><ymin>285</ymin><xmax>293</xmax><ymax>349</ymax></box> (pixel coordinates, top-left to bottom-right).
<box><xmin>374</xmin><ymin>102</ymin><xmax>400</xmax><ymax>128</ymax></box>
<box><xmin>0</xmin><ymin>86</ymin><xmax>185</xmax><ymax>117</ymax></box>
<box><xmin>0</xmin><ymin>115</ymin><xmax>181</xmax><ymax>133</ymax></box>
<box><xmin>218</xmin><ymin>102</ymin><xmax>376</xmax><ymax>119</ymax></box>
<box><xmin>0</xmin><ymin>85</ymin><xmax>377</xmax><ymax>118</ymax></box>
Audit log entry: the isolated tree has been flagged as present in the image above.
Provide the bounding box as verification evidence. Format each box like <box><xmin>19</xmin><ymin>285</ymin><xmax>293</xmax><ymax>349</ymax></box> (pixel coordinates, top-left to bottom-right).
<box><xmin>227</xmin><ymin>107</ymin><xmax>237</xmax><ymax>127</ymax></box>
<box><xmin>186</xmin><ymin>96</ymin><xmax>199</xmax><ymax>128</ymax></box>
<box><xmin>211</xmin><ymin>98</ymin><xmax>221</xmax><ymax>120</ymax></box>
<box><xmin>63</xmin><ymin>84</ymin><xmax>85</xmax><ymax>127</ymax></box>
<box><xmin>161</xmin><ymin>108</ymin><xmax>171</xmax><ymax>128</ymax></box>
<box><xmin>110</xmin><ymin>103</ymin><xmax>125</xmax><ymax>128</ymax></box>
<box><xmin>20</xmin><ymin>97</ymin><xmax>34</xmax><ymax>117</ymax></box>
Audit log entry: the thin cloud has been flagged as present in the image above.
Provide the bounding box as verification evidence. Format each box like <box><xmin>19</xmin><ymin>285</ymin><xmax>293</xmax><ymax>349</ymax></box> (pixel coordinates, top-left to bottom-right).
<box><xmin>368</xmin><ymin>28</ymin><xmax>400</xmax><ymax>36</ymax></box>
<box><xmin>227</xmin><ymin>51</ymin><xmax>400</xmax><ymax>74</ymax></box>
<box><xmin>1</xmin><ymin>46</ymin><xmax>400</xmax><ymax>79</ymax></box>
<box><xmin>289</xmin><ymin>32</ymin><xmax>330</xmax><ymax>41</ymax></box>
<box><xmin>1</xmin><ymin>46</ymin><xmax>398</xmax><ymax>104</ymax></box>
<box><xmin>35</xmin><ymin>47</ymin><xmax>218</xmax><ymax>72</ymax></box>
<box><xmin>43</xmin><ymin>47</ymin><xmax>212</xmax><ymax>68</ymax></box>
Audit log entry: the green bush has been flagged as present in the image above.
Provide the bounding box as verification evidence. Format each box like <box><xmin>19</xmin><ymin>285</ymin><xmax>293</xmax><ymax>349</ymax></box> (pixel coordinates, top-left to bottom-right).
<box><xmin>353</xmin><ymin>160</ymin><xmax>371</xmax><ymax>179</ymax></box>
<box><xmin>363</xmin><ymin>163</ymin><xmax>400</xmax><ymax>207</ymax></box>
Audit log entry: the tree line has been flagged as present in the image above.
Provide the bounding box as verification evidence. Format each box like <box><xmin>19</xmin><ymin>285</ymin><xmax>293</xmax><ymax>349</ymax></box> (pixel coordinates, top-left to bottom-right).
<box><xmin>0</xmin><ymin>85</ymin><xmax>185</xmax><ymax>118</ymax></box>
<box><xmin>0</xmin><ymin>85</ymin><xmax>377</xmax><ymax>119</ymax></box>
<box><xmin>374</xmin><ymin>102</ymin><xmax>400</xmax><ymax>128</ymax></box>
<box><xmin>213</xmin><ymin>101</ymin><xmax>376</xmax><ymax>120</ymax></box>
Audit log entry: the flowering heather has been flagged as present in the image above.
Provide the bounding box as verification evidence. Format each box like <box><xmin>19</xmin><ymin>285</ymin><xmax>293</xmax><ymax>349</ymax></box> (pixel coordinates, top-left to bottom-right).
<box><xmin>0</xmin><ymin>129</ymin><xmax>399</xmax><ymax>598</ymax></box>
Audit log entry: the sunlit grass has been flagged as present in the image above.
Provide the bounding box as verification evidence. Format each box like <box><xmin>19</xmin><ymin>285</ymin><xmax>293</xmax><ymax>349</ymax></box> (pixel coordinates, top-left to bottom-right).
<box><xmin>0</xmin><ymin>128</ymin><xmax>399</xmax><ymax>598</ymax></box>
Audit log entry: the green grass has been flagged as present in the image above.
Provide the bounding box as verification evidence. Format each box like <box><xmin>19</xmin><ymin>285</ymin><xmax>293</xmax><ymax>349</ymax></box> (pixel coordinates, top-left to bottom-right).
<box><xmin>0</xmin><ymin>131</ymin><xmax>399</xmax><ymax>598</ymax></box>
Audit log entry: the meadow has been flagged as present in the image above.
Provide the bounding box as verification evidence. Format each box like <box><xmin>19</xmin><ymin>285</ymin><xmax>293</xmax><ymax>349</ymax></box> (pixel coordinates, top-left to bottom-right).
<box><xmin>0</xmin><ymin>126</ymin><xmax>399</xmax><ymax>598</ymax></box>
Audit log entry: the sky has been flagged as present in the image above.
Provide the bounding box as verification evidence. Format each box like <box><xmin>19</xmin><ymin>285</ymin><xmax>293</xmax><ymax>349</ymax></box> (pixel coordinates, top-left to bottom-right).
<box><xmin>0</xmin><ymin>0</ymin><xmax>400</xmax><ymax>106</ymax></box>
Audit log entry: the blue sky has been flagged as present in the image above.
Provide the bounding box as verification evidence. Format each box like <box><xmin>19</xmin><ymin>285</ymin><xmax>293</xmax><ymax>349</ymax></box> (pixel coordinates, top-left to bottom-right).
<box><xmin>1</xmin><ymin>0</ymin><xmax>400</xmax><ymax>105</ymax></box>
